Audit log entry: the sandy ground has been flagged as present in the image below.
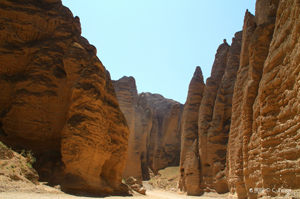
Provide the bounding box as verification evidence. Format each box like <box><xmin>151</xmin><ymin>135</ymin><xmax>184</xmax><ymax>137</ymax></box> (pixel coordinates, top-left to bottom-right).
<box><xmin>0</xmin><ymin>181</ymin><xmax>228</xmax><ymax>199</ymax></box>
<box><xmin>0</xmin><ymin>190</ymin><xmax>228</xmax><ymax>199</ymax></box>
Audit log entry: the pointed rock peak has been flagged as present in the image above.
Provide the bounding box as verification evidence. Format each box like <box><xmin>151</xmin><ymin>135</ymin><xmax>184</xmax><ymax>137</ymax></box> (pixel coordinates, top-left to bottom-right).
<box><xmin>193</xmin><ymin>66</ymin><xmax>204</xmax><ymax>82</ymax></box>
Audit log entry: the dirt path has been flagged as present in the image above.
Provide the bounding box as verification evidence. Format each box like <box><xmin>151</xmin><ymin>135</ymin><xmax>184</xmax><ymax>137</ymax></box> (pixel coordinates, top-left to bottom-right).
<box><xmin>0</xmin><ymin>180</ymin><xmax>228</xmax><ymax>199</ymax></box>
<box><xmin>0</xmin><ymin>190</ymin><xmax>228</xmax><ymax>199</ymax></box>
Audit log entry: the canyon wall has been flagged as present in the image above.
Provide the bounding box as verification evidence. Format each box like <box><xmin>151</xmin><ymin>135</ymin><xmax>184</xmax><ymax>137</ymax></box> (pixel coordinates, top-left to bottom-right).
<box><xmin>180</xmin><ymin>0</ymin><xmax>300</xmax><ymax>198</ymax></box>
<box><xmin>0</xmin><ymin>0</ymin><xmax>129</xmax><ymax>195</ymax></box>
<box><xmin>141</xmin><ymin>92</ymin><xmax>183</xmax><ymax>175</ymax></box>
<box><xmin>199</xmin><ymin>32</ymin><xmax>242</xmax><ymax>194</ymax></box>
<box><xmin>113</xmin><ymin>79</ymin><xmax>183</xmax><ymax>183</ymax></box>
<box><xmin>179</xmin><ymin>34</ymin><xmax>241</xmax><ymax>195</ymax></box>
<box><xmin>228</xmin><ymin>0</ymin><xmax>300</xmax><ymax>198</ymax></box>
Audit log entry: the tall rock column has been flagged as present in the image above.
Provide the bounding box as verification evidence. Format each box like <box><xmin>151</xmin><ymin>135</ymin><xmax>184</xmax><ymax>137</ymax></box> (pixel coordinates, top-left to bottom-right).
<box><xmin>204</xmin><ymin>31</ymin><xmax>242</xmax><ymax>194</ymax></box>
<box><xmin>112</xmin><ymin>77</ymin><xmax>151</xmax><ymax>184</ymax></box>
<box><xmin>227</xmin><ymin>1</ymin><xmax>278</xmax><ymax>198</ymax></box>
<box><xmin>197</xmin><ymin>41</ymin><xmax>230</xmax><ymax>192</ymax></box>
<box><xmin>179</xmin><ymin>66</ymin><xmax>205</xmax><ymax>195</ymax></box>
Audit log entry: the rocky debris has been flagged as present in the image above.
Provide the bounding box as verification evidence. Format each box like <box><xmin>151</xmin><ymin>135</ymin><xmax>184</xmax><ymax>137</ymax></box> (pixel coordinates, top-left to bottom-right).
<box><xmin>112</xmin><ymin>77</ymin><xmax>150</xmax><ymax>184</ymax></box>
<box><xmin>0</xmin><ymin>0</ymin><xmax>129</xmax><ymax>196</ymax></box>
<box><xmin>147</xmin><ymin>166</ymin><xmax>180</xmax><ymax>192</ymax></box>
<box><xmin>179</xmin><ymin>66</ymin><xmax>205</xmax><ymax>195</ymax></box>
<box><xmin>113</xmin><ymin>78</ymin><xmax>183</xmax><ymax>184</ymax></box>
<box><xmin>125</xmin><ymin>176</ymin><xmax>146</xmax><ymax>195</ymax></box>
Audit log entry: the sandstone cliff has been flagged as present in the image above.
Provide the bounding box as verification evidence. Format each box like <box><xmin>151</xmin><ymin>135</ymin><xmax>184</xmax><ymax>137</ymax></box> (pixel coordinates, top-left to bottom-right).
<box><xmin>227</xmin><ymin>1</ymin><xmax>279</xmax><ymax>198</ymax></box>
<box><xmin>228</xmin><ymin>0</ymin><xmax>300</xmax><ymax>198</ymax></box>
<box><xmin>198</xmin><ymin>32</ymin><xmax>242</xmax><ymax>194</ymax></box>
<box><xmin>0</xmin><ymin>0</ymin><xmax>129</xmax><ymax>195</ymax></box>
<box><xmin>179</xmin><ymin>66</ymin><xmax>205</xmax><ymax>195</ymax></box>
<box><xmin>112</xmin><ymin>77</ymin><xmax>150</xmax><ymax>184</ymax></box>
<box><xmin>113</xmin><ymin>78</ymin><xmax>183</xmax><ymax>183</ymax></box>
<box><xmin>139</xmin><ymin>92</ymin><xmax>183</xmax><ymax>175</ymax></box>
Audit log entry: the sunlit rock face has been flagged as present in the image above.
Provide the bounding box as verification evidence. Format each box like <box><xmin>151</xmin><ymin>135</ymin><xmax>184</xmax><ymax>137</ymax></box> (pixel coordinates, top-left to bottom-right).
<box><xmin>179</xmin><ymin>33</ymin><xmax>241</xmax><ymax>195</ymax></box>
<box><xmin>0</xmin><ymin>0</ymin><xmax>129</xmax><ymax>195</ymax></box>
<box><xmin>228</xmin><ymin>0</ymin><xmax>300</xmax><ymax>198</ymax></box>
<box><xmin>199</xmin><ymin>32</ymin><xmax>242</xmax><ymax>194</ymax></box>
<box><xmin>112</xmin><ymin>76</ymin><xmax>150</xmax><ymax>185</ymax></box>
<box><xmin>180</xmin><ymin>0</ymin><xmax>300</xmax><ymax>198</ymax></box>
<box><xmin>179</xmin><ymin>66</ymin><xmax>205</xmax><ymax>195</ymax></box>
<box><xmin>113</xmin><ymin>78</ymin><xmax>183</xmax><ymax>183</ymax></box>
<box><xmin>227</xmin><ymin>0</ymin><xmax>279</xmax><ymax>198</ymax></box>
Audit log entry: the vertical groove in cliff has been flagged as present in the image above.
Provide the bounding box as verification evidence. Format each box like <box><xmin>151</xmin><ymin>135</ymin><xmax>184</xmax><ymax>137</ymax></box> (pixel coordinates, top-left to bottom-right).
<box><xmin>197</xmin><ymin>41</ymin><xmax>230</xmax><ymax>192</ymax></box>
<box><xmin>251</xmin><ymin>0</ymin><xmax>299</xmax><ymax>197</ymax></box>
<box><xmin>227</xmin><ymin>0</ymin><xmax>279</xmax><ymax>197</ymax></box>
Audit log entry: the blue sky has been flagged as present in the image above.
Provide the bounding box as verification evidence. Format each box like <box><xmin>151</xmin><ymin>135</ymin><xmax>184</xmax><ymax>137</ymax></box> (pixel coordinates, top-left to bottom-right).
<box><xmin>62</xmin><ymin>0</ymin><xmax>256</xmax><ymax>104</ymax></box>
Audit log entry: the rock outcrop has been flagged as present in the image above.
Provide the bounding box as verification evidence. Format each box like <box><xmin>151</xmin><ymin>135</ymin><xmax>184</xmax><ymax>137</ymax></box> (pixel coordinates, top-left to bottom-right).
<box><xmin>179</xmin><ymin>66</ymin><xmax>205</xmax><ymax>195</ymax></box>
<box><xmin>198</xmin><ymin>32</ymin><xmax>242</xmax><ymax>194</ymax></box>
<box><xmin>113</xmin><ymin>78</ymin><xmax>183</xmax><ymax>183</ymax></box>
<box><xmin>125</xmin><ymin>176</ymin><xmax>146</xmax><ymax>195</ymax></box>
<box><xmin>228</xmin><ymin>0</ymin><xmax>300</xmax><ymax>198</ymax></box>
<box><xmin>197</xmin><ymin>41</ymin><xmax>230</xmax><ymax>193</ymax></box>
<box><xmin>0</xmin><ymin>0</ymin><xmax>129</xmax><ymax>196</ymax></box>
<box><xmin>227</xmin><ymin>1</ymin><xmax>279</xmax><ymax>198</ymax></box>
<box><xmin>112</xmin><ymin>77</ymin><xmax>150</xmax><ymax>184</ymax></box>
<box><xmin>179</xmin><ymin>34</ymin><xmax>242</xmax><ymax>195</ymax></box>
<box><xmin>139</xmin><ymin>92</ymin><xmax>183</xmax><ymax>175</ymax></box>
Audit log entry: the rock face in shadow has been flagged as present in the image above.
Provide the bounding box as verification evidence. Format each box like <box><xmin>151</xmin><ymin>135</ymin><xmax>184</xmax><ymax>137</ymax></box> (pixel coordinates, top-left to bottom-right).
<box><xmin>113</xmin><ymin>78</ymin><xmax>183</xmax><ymax>183</ymax></box>
<box><xmin>0</xmin><ymin>0</ymin><xmax>129</xmax><ymax>196</ymax></box>
<box><xmin>179</xmin><ymin>66</ymin><xmax>205</xmax><ymax>195</ymax></box>
<box><xmin>139</xmin><ymin>92</ymin><xmax>183</xmax><ymax>175</ymax></box>
<box><xmin>112</xmin><ymin>77</ymin><xmax>150</xmax><ymax>185</ymax></box>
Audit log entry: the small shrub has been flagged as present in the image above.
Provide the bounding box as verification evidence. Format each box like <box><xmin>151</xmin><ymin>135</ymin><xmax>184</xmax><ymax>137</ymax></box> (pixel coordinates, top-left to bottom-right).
<box><xmin>25</xmin><ymin>150</ymin><xmax>36</xmax><ymax>165</ymax></box>
<box><xmin>19</xmin><ymin>150</ymin><xmax>36</xmax><ymax>168</ymax></box>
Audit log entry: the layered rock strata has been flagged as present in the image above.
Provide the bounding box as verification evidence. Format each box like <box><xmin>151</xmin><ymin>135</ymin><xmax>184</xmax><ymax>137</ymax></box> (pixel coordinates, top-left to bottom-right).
<box><xmin>227</xmin><ymin>1</ymin><xmax>279</xmax><ymax>198</ymax></box>
<box><xmin>0</xmin><ymin>0</ymin><xmax>129</xmax><ymax>195</ymax></box>
<box><xmin>179</xmin><ymin>66</ymin><xmax>205</xmax><ymax>195</ymax></box>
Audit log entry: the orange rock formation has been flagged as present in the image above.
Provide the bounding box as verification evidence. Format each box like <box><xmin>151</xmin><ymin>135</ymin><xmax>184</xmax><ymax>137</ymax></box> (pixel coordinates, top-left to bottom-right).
<box><xmin>180</xmin><ymin>0</ymin><xmax>300</xmax><ymax>198</ymax></box>
<box><xmin>179</xmin><ymin>66</ymin><xmax>205</xmax><ymax>195</ymax></box>
<box><xmin>113</xmin><ymin>78</ymin><xmax>183</xmax><ymax>183</ymax></box>
<box><xmin>0</xmin><ymin>0</ymin><xmax>129</xmax><ymax>196</ymax></box>
<box><xmin>112</xmin><ymin>77</ymin><xmax>150</xmax><ymax>184</ymax></box>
